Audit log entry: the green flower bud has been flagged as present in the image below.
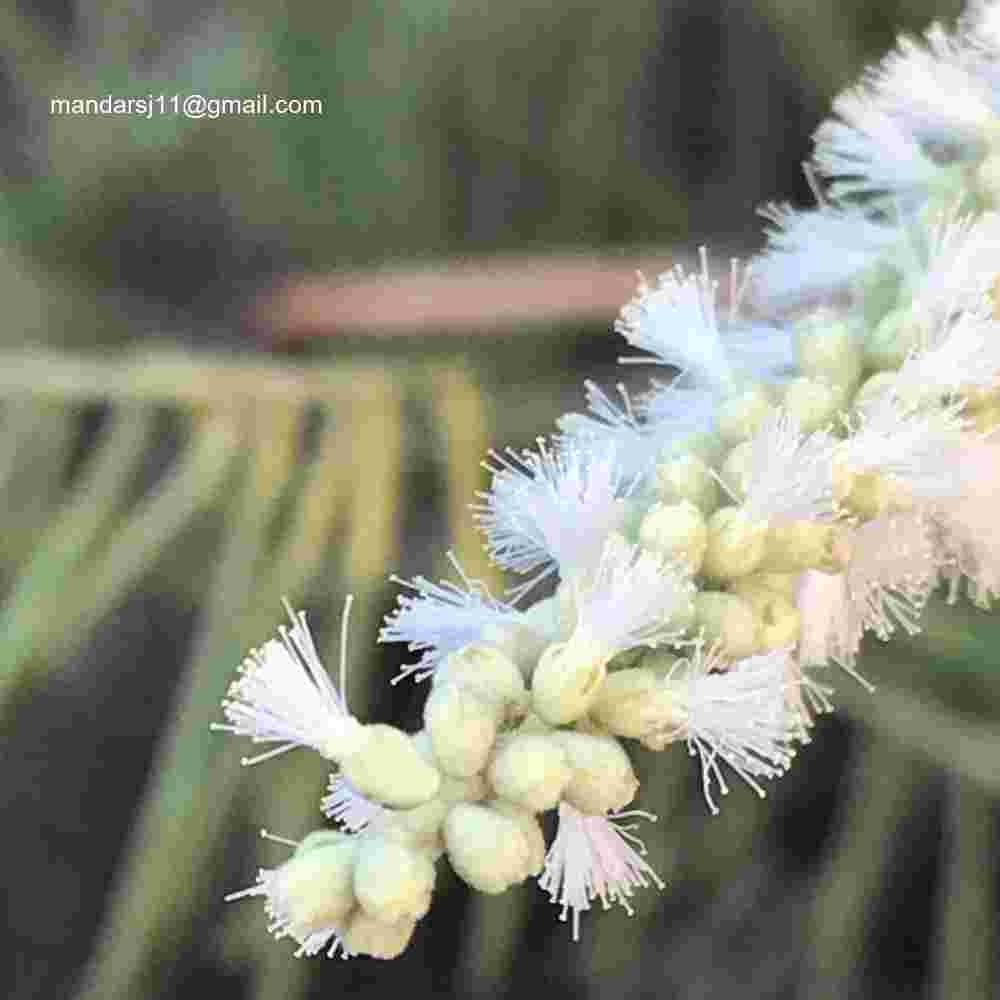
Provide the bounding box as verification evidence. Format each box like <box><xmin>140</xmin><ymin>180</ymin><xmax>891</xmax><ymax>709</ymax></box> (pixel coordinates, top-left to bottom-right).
<box><xmin>693</xmin><ymin>591</ymin><xmax>759</xmax><ymax>658</ymax></box>
<box><xmin>342</xmin><ymin>725</ymin><xmax>441</xmax><ymax>809</ymax></box>
<box><xmin>863</xmin><ymin>306</ymin><xmax>922</xmax><ymax>372</ymax></box>
<box><xmin>443</xmin><ymin>802</ymin><xmax>539</xmax><ymax>894</ymax></box>
<box><xmin>794</xmin><ymin>309</ymin><xmax>863</xmax><ymax>387</ymax></box>
<box><xmin>551</xmin><ymin>730</ymin><xmax>638</xmax><ymax>814</ymax></box>
<box><xmin>638</xmin><ymin>500</ymin><xmax>708</xmax><ymax>573</ymax></box>
<box><xmin>654</xmin><ymin>452</ymin><xmax>720</xmax><ymax>513</ymax></box>
<box><xmin>423</xmin><ymin>682</ymin><xmax>498</xmax><ymax>778</ymax></box>
<box><xmin>702</xmin><ymin>507</ymin><xmax>767</xmax><ymax>580</ymax></box>
<box><xmin>716</xmin><ymin>384</ymin><xmax>775</xmax><ymax>445</ymax></box>
<box><xmin>354</xmin><ymin>835</ymin><xmax>436</xmax><ymax>923</ymax></box>
<box><xmin>341</xmin><ymin>910</ymin><xmax>417</xmax><ymax>960</ymax></box>
<box><xmin>488</xmin><ymin>731</ymin><xmax>572</xmax><ymax>812</ymax></box>
<box><xmin>779</xmin><ymin>376</ymin><xmax>843</xmax><ymax>432</ymax></box>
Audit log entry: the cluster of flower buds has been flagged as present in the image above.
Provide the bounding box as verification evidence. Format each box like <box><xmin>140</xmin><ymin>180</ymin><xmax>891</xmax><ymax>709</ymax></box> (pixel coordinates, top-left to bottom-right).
<box><xmin>216</xmin><ymin>0</ymin><xmax>1000</xmax><ymax>960</ymax></box>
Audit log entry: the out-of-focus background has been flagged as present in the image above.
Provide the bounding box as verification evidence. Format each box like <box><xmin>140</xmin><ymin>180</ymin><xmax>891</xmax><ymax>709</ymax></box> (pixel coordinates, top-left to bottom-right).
<box><xmin>3</xmin><ymin>1</ymin><xmax>997</xmax><ymax>998</ymax></box>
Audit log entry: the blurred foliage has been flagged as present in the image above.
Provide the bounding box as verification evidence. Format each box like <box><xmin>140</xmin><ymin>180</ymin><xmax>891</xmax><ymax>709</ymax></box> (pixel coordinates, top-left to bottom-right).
<box><xmin>0</xmin><ymin>2</ymin><xmax>995</xmax><ymax>1000</ymax></box>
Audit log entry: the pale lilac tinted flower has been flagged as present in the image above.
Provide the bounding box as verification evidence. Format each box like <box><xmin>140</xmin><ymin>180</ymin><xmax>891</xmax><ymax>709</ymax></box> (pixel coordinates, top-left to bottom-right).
<box><xmin>322</xmin><ymin>773</ymin><xmax>386</xmax><ymax>833</ymax></box>
<box><xmin>615</xmin><ymin>250</ymin><xmax>792</xmax><ymax>392</ymax></box>
<box><xmin>473</xmin><ymin>436</ymin><xmax>632</xmax><ymax>595</ymax></box>
<box><xmin>380</xmin><ymin>553</ymin><xmax>529</xmax><ymax>681</ymax></box>
<box><xmin>538</xmin><ymin>802</ymin><xmax>665</xmax><ymax>941</ymax></box>
<box><xmin>213</xmin><ymin>600</ymin><xmax>365</xmax><ymax>765</ymax></box>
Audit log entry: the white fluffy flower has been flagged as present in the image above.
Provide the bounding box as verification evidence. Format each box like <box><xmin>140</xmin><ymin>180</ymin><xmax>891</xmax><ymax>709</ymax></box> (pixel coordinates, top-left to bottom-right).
<box><xmin>379</xmin><ymin>554</ymin><xmax>529</xmax><ymax>681</ymax></box>
<box><xmin>649</xmin><ymin>645</ymin><xmax>799</xmax><ymax>814</ymax></box>
<box><xmin>754</xmin><ymin>200</ymin><xmax>906</xmax><ymax>308</ymax></box>
<box><xmin>737</xmin><ymin>409</ymin><xmax>837</xmax><ymax>522</ymax></box>
<box><xmin>538</xmin><ymin>803</ymin><xmax>665</xmax><ymax>941</ymax></box>
<box><xmin>615</xmin><ymin>250</ymin><xmax>792</xmax><ymax>393</ymax></box>
<box><xmin>214</xmin><ymin>600</ymin><xmax>366</xmax><ymax>765</ymax></box>
<box><xmin>474</xmin><ymin>436</ymin><xmax>633</xmax><ymax>595</ymax></box>
<box><xmin>837</xmin><ymin>393</ymin><xmax>969</xmax><ymax>500</ymax></box>
<box><xmin>566</xmin><ymin>534</ymin><xmax>695</xmax><ymax>656</ymax></box>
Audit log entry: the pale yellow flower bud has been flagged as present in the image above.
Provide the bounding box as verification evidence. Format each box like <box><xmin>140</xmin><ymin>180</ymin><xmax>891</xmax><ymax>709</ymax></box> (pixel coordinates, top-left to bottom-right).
<box><xmin>423</xmin><ymin>682</ymin><xmax>498</xmax><ymax>778</ymax></box>
<box><xmin>717</xmin><ymin>384</ymin><xmax>775</xmax><ymax>445</ymax></box>
<box><xmin>588</xmin><ymin>667</ymin><xmax>658</xmax><ymax>739</ymax></box>
<box><xmin>779</xmin><ymin>376</ymin><xmax>843</xmax><ymax>432</ymax></box>
<box><xmin>531</xmin><ymin>634</ymin><xmax>609</xmax><ymax>726</ymax></box>
<box><xmin>702</xmin><ymin>506</ymin><xmax>768</xmax><ymax>580</ymax></box>
<box><xmin>354</xmin><ymin>836</ymin><xmax>436</xmax><ymax>923</ymax></box>
<box><xmin>488</xmin><ymin>730</ymin><xmax>572</xmax><ymax>812</ymax></box>
<box><xmin>863</xmin><ymin>307</ymin><xmax>921</xmax><ymax>372</ymax></box>
<box><xmin>341</xmin><ymin>724</ymin><xmax>441</xmax><ymax>808</ymax></box>
<box><xmin>275</xmin><ymin>833</ymin><xmax>359</xmax><ymax>931</ymax></box>
<box><xmin>443</xmin><ymin>802</ymin><xmax>538</xmax><ymax>894</ymax></box>
<box><xmin>726</xmin><ymin>579</ymin><xmax>800</xmax><ymax>650</ymax></box>
<box><xmin>758</xmin><ymin>519</ymin><xmax>845</xmax><ymax>574</ymax></box>
<box><xmin>552</xmin><ymin>730</ymin><xmax>638</xmax><ymax>814</ymax></box>
<box><xmin>654</xmin><ymin>452</ymin><xmax>720</xmax><ymax>513</ymax></box>
<box><xmin>490</xmin><ymin>800</ymin><xmax>546</xmax><ymax>876</ymax></box>
<box><xmin>638</xmin><ymin>500</ymin><xmax>708</xmax><ymax>573</ymax></box>
<box><xmin>435</xmin><ymin>642</ymin><xmax>528</xmax><ymax>722</ymax></box>
<box><xmin>794</xmin><ymin>310</ymin><xmax>862</xmax><ymax>387</ymax></box>
<box><xmin>719</xmin><ymin>441</ymin><xmax>752</xmax><ymax>500</ymax></box>
<box><xmin>341</xmin><ymin>910</ymin><xmax>417</xmax><ymax>960</ymax></box>
<box><xmin>693</xmin><ymin>591</ymin><xmax>759</xmax><ymax>658</ymax></box>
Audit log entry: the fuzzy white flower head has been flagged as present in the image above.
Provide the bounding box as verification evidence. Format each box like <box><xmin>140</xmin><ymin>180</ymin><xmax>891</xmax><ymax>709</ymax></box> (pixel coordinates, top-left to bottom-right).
<box><xmin>538</xmin><ymin>803</ymin><xmax>665</xmax><ymax>941</ymax></box>
<box><xmin>615</xmin><ymin>250</ymin><xmax>792</xmax><ymax>394</ymax></box>
<box><xmin>214</xmin><ymin>598</ymin><xmax>366</xmax><ymax>765</ymax></box>
<box><xmin>905</xmin><ymin>210</ymin><xmax>1000</xmax><ymax>326</ymax></box>
<box><xmin>754</xmin><ymin>200</ymin><xmax>904</xmax><ymax>308</ymax></box>
<box><xmin>735</xmin><ymin>409</ymin><xmax>837</xmax><ymax>523</ymax></box>
<box><xmin>813</xmin><ymin>87</ymin><xmax>955</xmax><ymax>207</ymax></box>
<box><xmin>568</xmin><ymin>533</ymin><xmax>695</xmax><ymax>656</ymax></box>
<box><xmin>838</xmin><ymin>392</ymin><xmax>969</xmax><ymax>501</ymax></box>
<box><xmin>895</xmin><ymin>307</ymin><xmax>1000</xmax><ymax>399</ymax></box>
<box><xmin>558</xmin><ymin>379</ymin><xmax>716</xmax><ymax>481</ymax></box>
<box><xmin>379</xmin><ymin>553</ymin><xmax>528</xmax><ymax>682</ymax></box>
<box><xmin>648</xmin><ymin>644</ymin><xmax>799</xmax><ymax>814</ymax></box>
<box><xmin>474</xmin><ymin>436</ymin><xmax>633</xmax><ymax>597</ymax></box>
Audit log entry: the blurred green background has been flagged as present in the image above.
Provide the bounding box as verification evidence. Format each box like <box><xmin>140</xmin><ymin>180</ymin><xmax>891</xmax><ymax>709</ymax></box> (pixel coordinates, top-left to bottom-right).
<box><xmin>2</xmin><ymin>1</ymin><xmax>996</xmax><ymax>999</ymax></box>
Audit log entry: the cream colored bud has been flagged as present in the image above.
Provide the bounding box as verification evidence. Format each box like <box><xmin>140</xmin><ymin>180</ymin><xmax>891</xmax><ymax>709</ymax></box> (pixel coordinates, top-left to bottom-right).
<box><xmin>435</xmin><ymin>642</ymin><xmax>528</xmax><ymax>721</ymax></box>
<box><xmin>674</xmin><ymin>430</ymin><xmax>726</xmax><ymax>465</ymax></box>
<box><xmin>719</xmin><ymin>441</ymin><xmax>752</xmax><ymax>500</ymax></box>
<box><xmin>863</xmin><ymin>307</ymin><xmax>921</xmax><ymax>372</ymax></box>
<box><xmin>728</xmin><ymin>571</ymin><xmax>797</xmax><ymax>601</ymax></box>
<box><xmin>832</xmin><ymin>465</ymin><xmax>894</xmax><ymax>518</ymax></box>
<box><xmin>531</xmin><ymin>634</ymin><xmax>609</xmax><ymax>726</ymax></box>
<box><xmin>380</xmin><ymin>772</ymin><xmax>488</xmax><ymax>857</ymax></box>
<box><xmin>717</xmin><ymin>384</ymin><xmax>775</xmax><ymax>445</ymax></box>
<box><xmin>443</xmin><ymin>802</ymin><xmax>537</xmax><ymax>894</ymax></box>
<box><xmin>424</xmin><ymin>682</ymin><xmax>498</xmax><ymax>778</ymax></box>
<box><xmin>275</xmin><ymin>833</ymin><xmax>359</xmax><ymax>932</ymax></box>
<box><xmin>488</xmin><ymin>731</ymin><xmax>572</xmax><ymax>811</ymax></box>
<box><xmin>972</xmin><ymin>403</ymin><xmax>1000</xmax><ymax>433</ymax></box>
<box><xmin>726</xmin><ymin>579</ymin><xmax>801</xmax><ymax>650</ymax></box>
<box><xmin>552</xmin><ymin>730</ymin><xmax>638</xmax><ymax>814</ymax></box>
<box><xmin>693</xmin><ymin>591</ymin><xmax>759</xmax><ymax>658</ymax></box>
<box><xmin>779</xmin><ymin>376</ymin><xmax>842</xmax><ymax>432</ymax></box>
<box><xmin>354</xmin><ymin>835</ymin><xmax>436</xmax><ymax>923</ymax></box>
<box><xmin>341</xmin><ymin>910</ymin><xmax>417</xmax><ymax>960</ymax></box>
<box><xmin>638</xmin><ymin>500</ymin><xmax>708</xmax><ymax>573</ymax></box>
<box><xmin>589</xmin><ymin>667</ymin><xmax>658</xmax><ymax>738</ymax></box>
<box><xmin>654</xmin><ymin>452</ymin><xmax>720</xmax><ymax>513</ymax></box>
<box><xmin>794</xmin><ymin>311</ymin><xmax>863</xmax><ymax>385</ymax></box>
<box><xmin>758</xmin><ymin>519</ymin><xmax>845</xmax><ymax>574</ymax></box>
<box><xmin>491</xmin><ymin>800</ymin><xmax>545</xmax><ymax>875</ymax></box>
<box><xmin>342</xmin><ymin>725</ymin><xmax>441</xmax><ymax>808</ymax></box>
<box><xmin>702</xmin><ymin>506</ymin><xmax>767</xmax><ymax>580</ymax></box>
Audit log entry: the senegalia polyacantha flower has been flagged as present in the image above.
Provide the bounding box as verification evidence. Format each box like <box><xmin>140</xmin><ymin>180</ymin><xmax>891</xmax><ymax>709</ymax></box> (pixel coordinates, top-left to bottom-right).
<box><xmin>538</xmin><ymin>803</ymin><xmax>666</xmax><ymax>941</ymax></box>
